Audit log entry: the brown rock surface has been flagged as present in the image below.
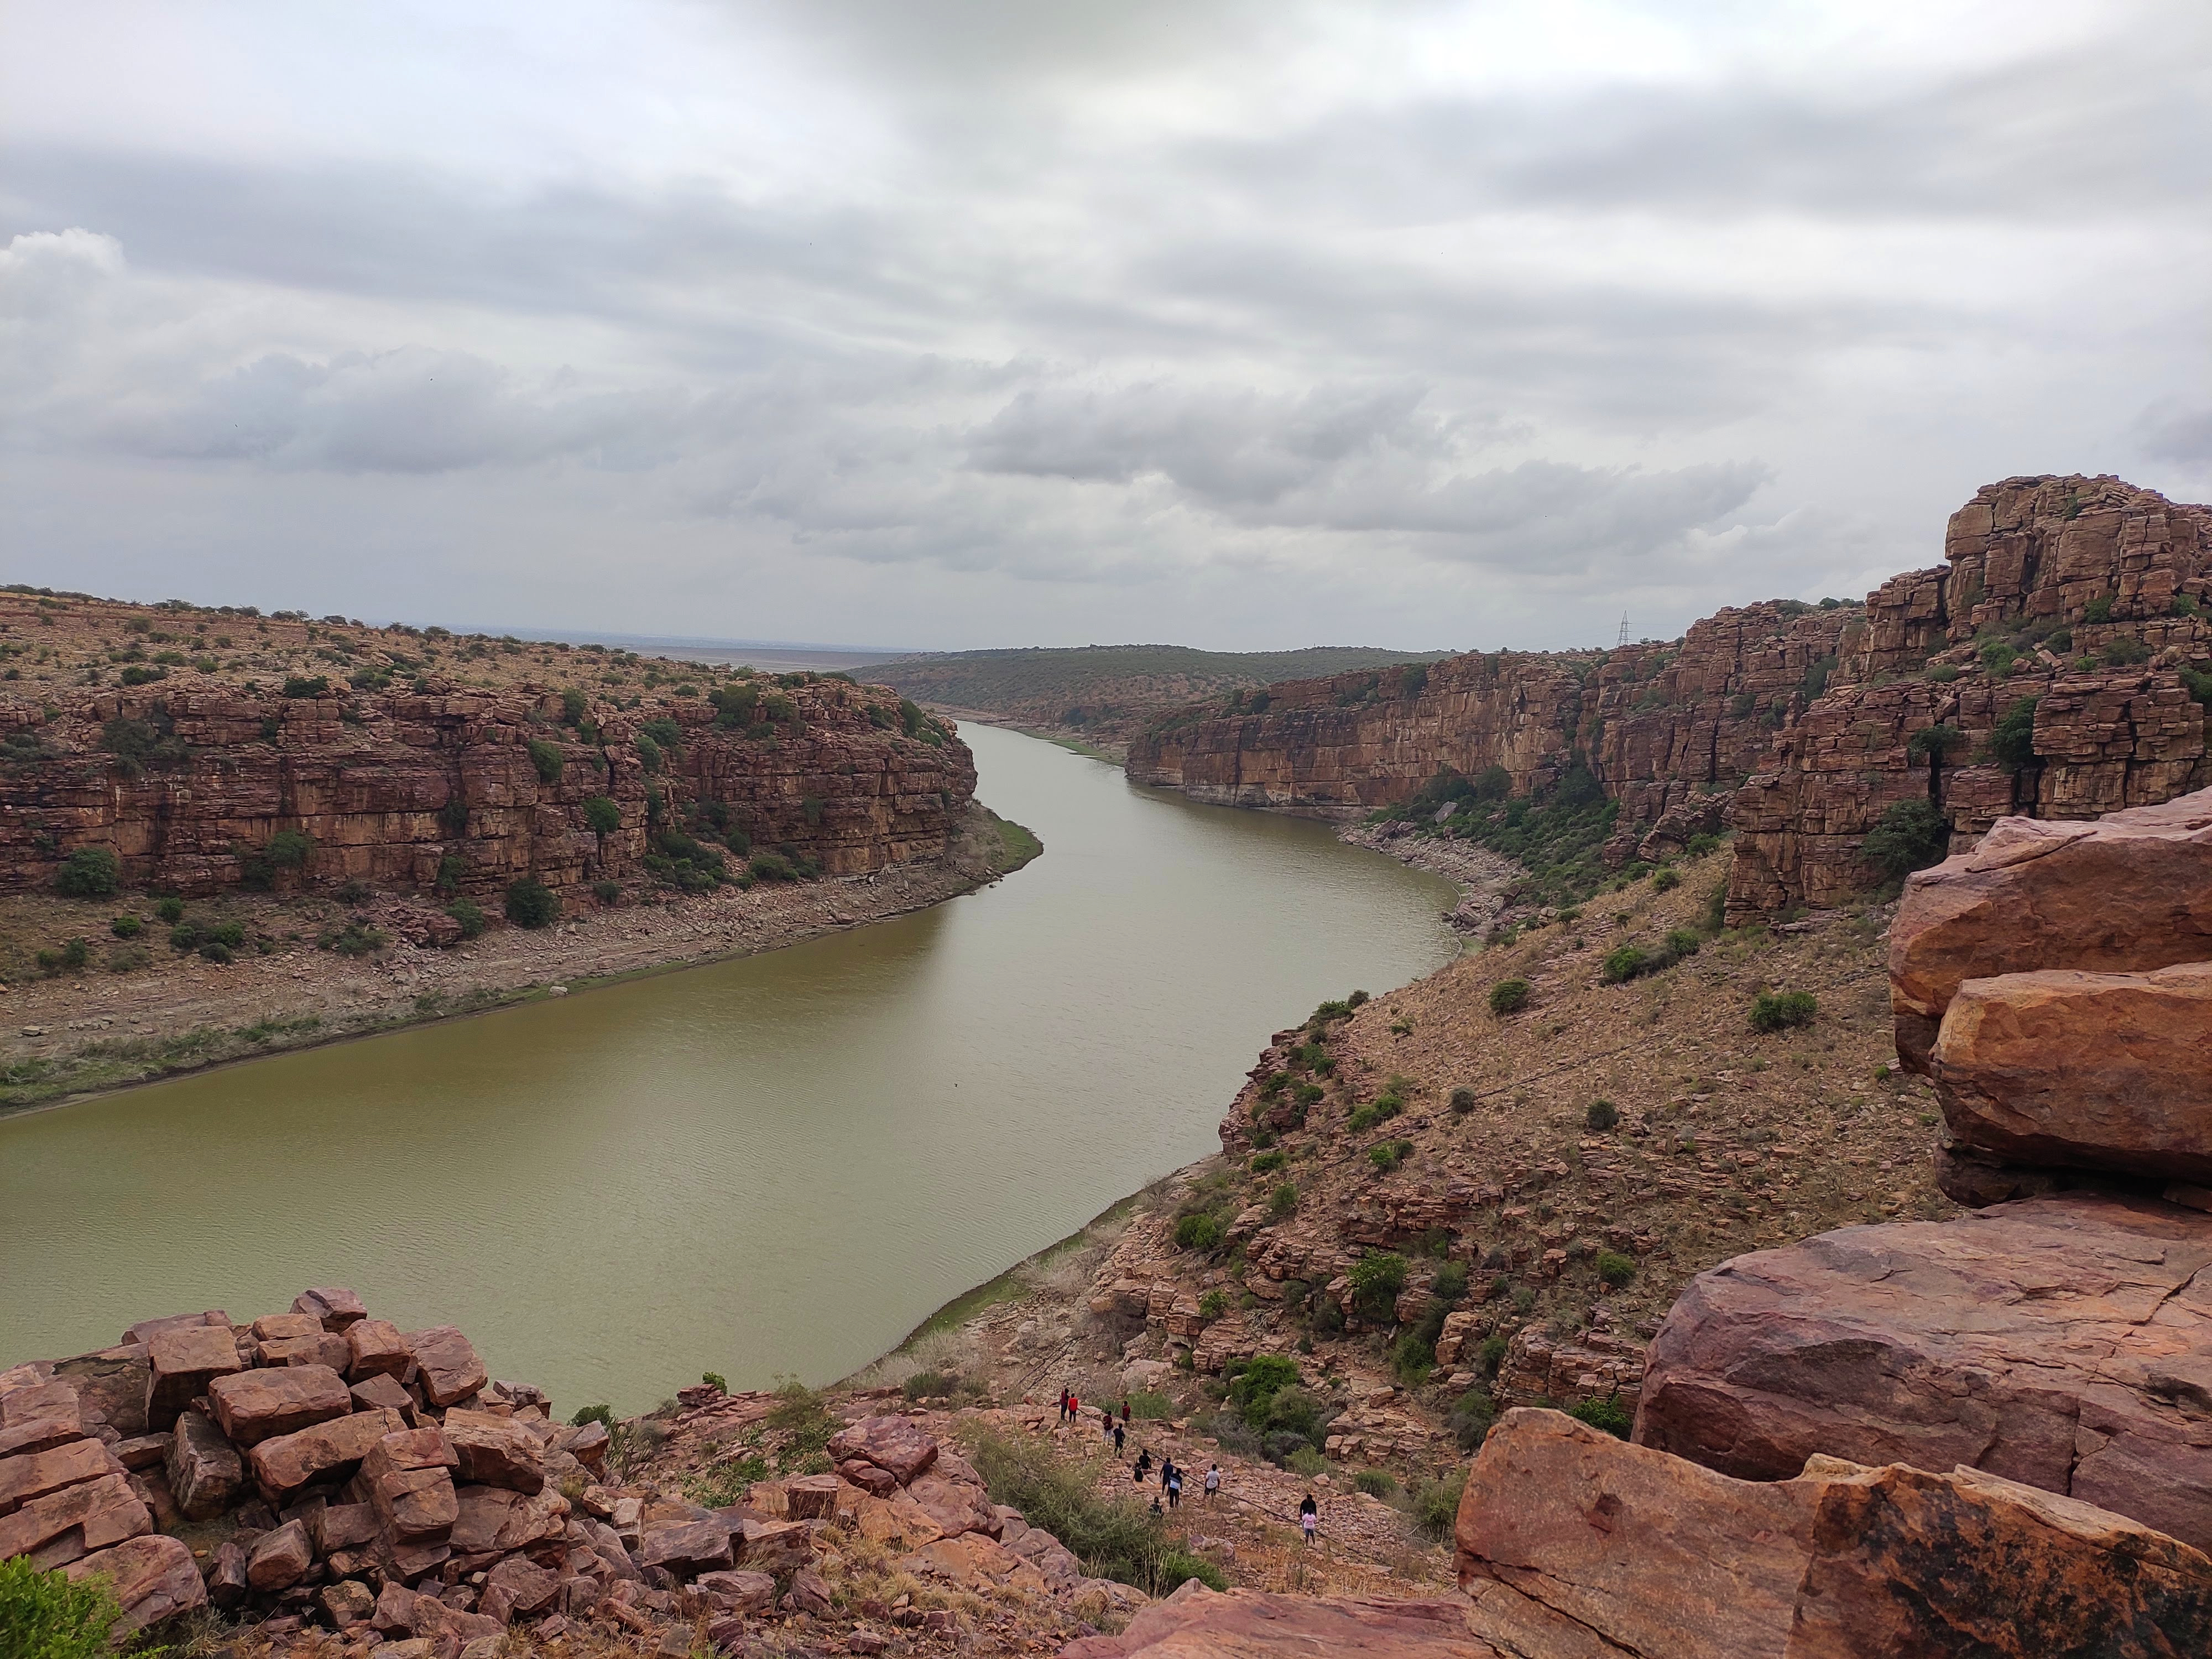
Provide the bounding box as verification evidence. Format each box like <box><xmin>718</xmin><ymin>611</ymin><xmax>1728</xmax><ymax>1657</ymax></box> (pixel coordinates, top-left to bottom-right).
<box><xmin>1929</xmin><ymin>961</ymin><xmax>2212</xmax><ymax>1182</ymax></box>
<box><xmin>1061</xmin><ymin>1582</ymin><xmax>1488</xmax><ymax>1658</ymax></box>
<box><xmin>1888</xmin><ymin>786</ymin><xmax>2212</xmax><ymax>1070</ymax></box>
<box><xmin>247</xmin><ymin>1518</ymin><xmax>315</xmax><ymax>1592</ymax></box>
<box><xmin>1458</xmin><ymin>1408</ymin><xmax>2212</xmax><ymax>1658</ymax></box>
<box><xmin>165</xmin><ymin>1410</ymin><xmax>243</xmax><ymax>1519</ymax></box>
<box><xmin>442</xmin><ymin>1407</ymin><xmax>545</xmax><ymax>1493</ymax></box>
<box><xmin>64</xmin><ymin>1532</ymin><xmax>207</xmax><ymax>1632</ymax></box>
<box><xmin>0</xmin><ymin>1470</ymin><xmax>149</xmax><ymax>1566</ymax></box>
<box><xmin>403</xmin><ymin>1326</ymin><xmax>488</xmax><ymax>1408</ymax></box>
<box><xmin>206</xmin><ymin>1363</ymin><xmax>352</xmax><ymax>1446</ymax></box>
<box><xmin>1634</xmin><ymin>1191</ymin><xmax>2212</xmax><ymax>1552</ymax></box>
<box><xmin>638</xmin><ymin>1518</ymin><xmax>733</xmax><ymax>1577</ymax></box>
<box><xmin>142</xmin><ymin>1323</ymin><xmax>244</xmax><ymax>1432</ymax></box>
<box><xmin>827</xmin><ymin>1415</ymin><xmax>939</xmax><ymax>1483</ymax></box>
<box><xmin>0</xmin><ymin>1437</ymin><xmax>122</xmax><ymax>1516</ymax></box>
<box><xmin>343</xmin><ymin>1319</ymin><xmax>411</xmax><ymax>1380</ymax></box>
<box><xmin>248</xmin><ymin>1405</ymin><xmax>406</xmax><ymax>1505</ymax></box>
<box><xmin>293</xmin><ymin>1287</ymin><xmax>369</xmax><ymax>1330</ymax></box>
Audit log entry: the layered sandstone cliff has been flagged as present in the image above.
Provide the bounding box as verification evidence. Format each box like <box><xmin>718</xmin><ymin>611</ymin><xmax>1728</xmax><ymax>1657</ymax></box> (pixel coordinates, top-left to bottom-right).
<box><xmin>1127</xmin><ymin>474</ymin><xmax>2212</xmax><ymax>917</ymax></box>
<box><xmin>0</xmin><ymin>676</ymin><xmax>975</xmax><ymax>910</ymax></box>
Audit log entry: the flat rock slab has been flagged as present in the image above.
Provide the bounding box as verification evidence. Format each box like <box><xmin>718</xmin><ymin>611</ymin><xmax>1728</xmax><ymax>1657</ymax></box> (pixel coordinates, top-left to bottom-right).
<box><xmin>1062</xmin><ymin>1583</ymin><xmax>1484</xmax><ymax>1658</ymax></box>
<box><xmin>1635</xmin><ymin>1191</ymin><xmax>2212</xmax><ymax>1553</ymax></box>
<box><xmin>1890</xmin><ymin>786</ymin><xmax>2212</xmax><ymax>1070</ymax></box>
<box><xmin>249</xmin><ymin>1406</ymin><xmax>405</xmax><ymax>1505</ymax></box>
<box><xmin>1458</xmin><ymin>1408</ymin><xmax>2212</xmax><ymax>1659</ymax></box>
<box><xmin>827</xmin><ymin>1415</ymin><xmax>938</xmax><ymax>1483</ymax></box>
<box><xmin>143</xmin><ymin>1324</ymin><xmax>244</xmax><ymax>1432</ymax></box>
<box><xmin>64</xmin><ymin>1532</ymin><xmax>207</xmax><ymax>1632</ymax></box>
<box><xmin>207</xmin><ymin>1363</ymin><xmax>351</xmax><ymax>1446</ymax></box>
<box><xmin>1932</xmin><ymin>962</ymin><xmax>2212</xmax><ymax>1182</ymax></box>
<box><xmin>402</xmin><ymin>1326</ymin><xmax>486</xmax><ymax>1407</ymax></box>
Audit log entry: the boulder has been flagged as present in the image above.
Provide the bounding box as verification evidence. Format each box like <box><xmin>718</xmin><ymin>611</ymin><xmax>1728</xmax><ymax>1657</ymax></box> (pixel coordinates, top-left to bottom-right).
<box><xmin>165</xmin><ymin>1411</ymin><xmax>242</xmax><ymax>1520</ymax></box>
<box><xmin>313</xmin><ymin>1499</ymin><xmax>379</xmax><ymax>1554</ymax></box>
<box><xmin>638</xmin><ymin>1519</ymin><xmax>733</xmax><ymax>1577</ymax></box>
<box><xmin>403</xmin><ymin>1327</ymin><xmax>488</xmax><ymax>1408</ymax></box>
<box><xmin>695</xmin><ymin>1568</ymin><xmax>777</xmax><ymax>1613</ymax></box>
<box><xmin>252</xmin><ymin>1312</ymin><xmax>323</xmax><ymax>1343</ymax></box>
<box><xmin>1634</xmin><ymin>1191</ymin><xmax>2212</xmax><ymax>1553</ymax></box>
<box><xmin>1929</xmin><ymin>962</ymin><xmax>2212</xmax><ymax>1183</ymax></box>
<box><xmin>50</xmin><ymin>1345</ymin><xmax>152</xmax><ymax>1438</ymax></box>
<box><xmin>837</xmin><ymin>1458</ymin><xmax>899</xmax><ymax>1497</ymax></box>
<box><xmin>0</xmin><ymin>1378</ymin><xmax>85</xmax><ymax>1460</ymax></box>
<box><xmin>293</xmin><ymin>1287</ymin><xmax>369</xmax><ymax>1331</ymax></box>
<box><xmin>206</xmin><ymin>1363</ymin><xmax>352</xmax><ymax>1446</ymax></box>
<box><xmin>1890</xmin><ymin>787</ymin><xmax>2212</xmax><ymax>1071</ymax></box>
<box><xmin>0</xmin><ymin>1437</ymin><xmax>123</xmax><ymax>1516</ymax></box>
<box><xmin>319</xmin><ymin>1578</ymin><xmax>378</xmax><ymax>1629</ymax></box>
<box><xmin>781</xmin><ymin>1472</ymin><xmax>842</xmax><ymax>1519</ymax></box>
<box><xmin>826</xmin><ymin>1415</ymin><xmax>937</xmax><ymax>1483</ymax></box>
<box><xmin>245</xmin><ymin>1517</ymin><xmax>315</xmax><ymax>1592</ymax></box>
<box><xmin>121</xmin><ymin>1311</ymin><xmax>229</xmax><ymax>1349</ymax></box>
<box><xmin>906</xmin><ymin>1470</ymin><xmax>998</xmax><ymax>1540</ymax></box>
<box><xmin>443</xmin><ymin>1407</ymin><xmax>545</xmax><ymax>1494</ymax></box>
<box><xmin>853</xmin><ymin>1492</ymin><xmax>945</xmax><ymax>1551</ymax></box>
<box><xmin>0</xmin><ymin>1472</ymin><xmax>149</xmax><ymax>1566</ymax></box>
<box><xmin>1061</xmin><ymin>1582</ymin><xmax>1483</xmax><ymax>1658</ymax></box>
<box><xmin>63</xmin><ymin>1533</ymin><xmax>206</xmax><ymax>1632</ymax></box>
<box><xmin>348</xmin><ymin>1372</ymin><xmax>419</xmax><ymax>1422</ymax></box>
<box><xmin>258</xmin><ymin>1331</ymin><xmax>353</xmax><ymax>1370</ymax></box>
<box><xmin>450</xmin><ymin>1483</ymin><xmax>568</xmax><ymax>1556</ymax></box>
<box><xmin>248</xmin><ymin>1405</ymin><xmax>406</xmax><ymax>1505</ymax></box>
<box><xmin>363</xmin><ymin>1428</ymin><xmax>460</xmax><ymax>1543</ymax></box>
<box><xmin>345</xmin><ymin>1319</ymin><xmax>413</xmax><ymax>1381</ymax></box>
<box><xmin>142</xmin><ymin>1324</ymin><xmax>244</xmax><ymax>1432</ymax></box>
<box><xmin>732</xmin><ymin>1515</ymin><xmax>811</xmax><ymax>1575</ymax></box>
<box><xmin>206</xmin><ymin>1538</ymin><xmax>249</xmax><ymax>1608</ymax></box>
<box><xmin>1457</xmin><ymin>1408</ymin><xmax>2212</xmax><ymax>1658</ymax></box>
<box><xmin>556</xmin><ymin>1417</ymin><xmax>609</xmax><ymax>1469</ymax></box>
<box><xmin>483</xmin><ymin>1553</ymin><xmax>562</xmax><ymax>1618</ymax></box>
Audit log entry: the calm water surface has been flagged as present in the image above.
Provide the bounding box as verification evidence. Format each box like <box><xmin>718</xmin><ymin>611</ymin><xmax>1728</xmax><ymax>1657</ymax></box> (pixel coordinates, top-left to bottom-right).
<box><xmin>0</xmin><ymin>726</ymin><xmax>1455</xmax><ymax>1411</ymax></box>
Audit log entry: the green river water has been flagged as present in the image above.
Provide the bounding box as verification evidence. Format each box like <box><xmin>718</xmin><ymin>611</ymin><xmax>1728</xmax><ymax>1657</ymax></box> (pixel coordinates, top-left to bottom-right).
<box><xmin>0</xmin><ymin>725</ymin><xmax>1457</xmax><ymax>1413</ymax></box>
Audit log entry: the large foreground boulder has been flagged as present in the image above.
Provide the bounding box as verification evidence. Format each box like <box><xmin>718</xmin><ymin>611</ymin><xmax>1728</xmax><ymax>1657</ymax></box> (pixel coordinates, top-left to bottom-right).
<box><xmin>1459</xmin><ymin>1409</ymin><xmax>2212</xmax><ymax>1657</ymax></box>
<box><xmin>1890</xmin><ymin>787</ymin><xmax>2212</xmax><ymax>1071</ymax></box>
<box><xmin>1929</xmin><ymin>961</ymin><xmax>2212</xmax><ymax>1182</ymax></box>
<box><xmin>1634</xmin><ymin>1191</ymin><xmax>2212</xmax><ymax>1553</ymax></box>
<box><xmin>1060</xmin><ymin>1581</ymin><xmax>1485</xmax><ymax>1657</ymax></box>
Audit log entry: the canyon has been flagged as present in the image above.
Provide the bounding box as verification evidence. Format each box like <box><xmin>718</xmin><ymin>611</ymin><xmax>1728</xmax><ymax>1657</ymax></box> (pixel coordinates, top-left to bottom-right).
<box><xmin>1125</xmin><ymin>474</ymin><xmax>2212</xmax><ymax>920</ymax></box>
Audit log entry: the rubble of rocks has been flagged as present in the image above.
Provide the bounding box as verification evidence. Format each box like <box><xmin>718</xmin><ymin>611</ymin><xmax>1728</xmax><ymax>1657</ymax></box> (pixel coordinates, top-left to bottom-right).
<box><xmin>1636</xmin><ymin>786</ymin><xmax>2212</xmax><ymax>1554</ymax></box>
<box><xmin>1456</xmin><ymin>1408</ymin><xmax>2212</xmax><ymax>1657</ymax></box>
<box><xmin>1</xmin><ymin>1289</ymin><xmax>1131</xmax><ymax>1654</ymax></box>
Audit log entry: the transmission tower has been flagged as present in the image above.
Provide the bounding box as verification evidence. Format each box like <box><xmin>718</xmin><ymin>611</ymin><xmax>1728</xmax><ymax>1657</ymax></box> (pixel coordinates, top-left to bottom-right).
<box><xmin>1616</xmin><ymin>612</ymin><xmax>1630</xmax><ymax>648</ymax></box>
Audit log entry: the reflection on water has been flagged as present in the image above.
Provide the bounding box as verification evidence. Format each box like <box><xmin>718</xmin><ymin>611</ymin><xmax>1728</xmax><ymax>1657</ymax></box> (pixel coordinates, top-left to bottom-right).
<box><xmin>0</xmin><ymin>726</ymin><xmax>1457</xmax><ymax>1412</ymax></box>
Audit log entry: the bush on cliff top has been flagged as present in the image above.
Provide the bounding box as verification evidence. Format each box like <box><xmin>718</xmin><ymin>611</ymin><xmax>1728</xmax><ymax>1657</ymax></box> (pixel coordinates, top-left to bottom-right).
<box><xmin>0</xmin><ymin>1554</ymin><xmax>128</xmax><ymax>1659</ymax></box>
<box><xmin>526</xmin><ymin>738</ymin><xmax>565</xmax><ymax>786</ymax></box>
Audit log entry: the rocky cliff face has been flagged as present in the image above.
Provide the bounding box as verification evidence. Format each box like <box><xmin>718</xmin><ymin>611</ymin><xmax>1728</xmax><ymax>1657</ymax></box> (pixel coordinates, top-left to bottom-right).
<box><xmin>1127</xmin><ymin>474</ymin><xmax>2212</xmax><ymax>916</ymax></box>
<box><xmin>1728</xmin><ymin>474</ymin><xmax>2211</xmax><ymax>916</ymax></box>
<box><xmin>0</xmin><ymin>678</ymin><xmax>975</xmax><ymax>910</ymax></box>
<box><xmin>1126</xmin><ymin>599</ymin><xmax>1853</xmax><ymax>853</ymax></box>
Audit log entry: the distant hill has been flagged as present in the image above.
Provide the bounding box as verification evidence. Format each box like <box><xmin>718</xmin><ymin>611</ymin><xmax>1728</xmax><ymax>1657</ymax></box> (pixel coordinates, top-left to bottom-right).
<box><xmin>872</xmin><ymin>644</ymin><xmax>1447</xmax><ymax>755</ymax></box>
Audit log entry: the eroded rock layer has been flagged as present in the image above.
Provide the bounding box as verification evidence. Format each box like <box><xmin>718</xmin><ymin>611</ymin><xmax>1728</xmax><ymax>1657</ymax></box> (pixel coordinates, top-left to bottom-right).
<box><xmin>0</xmin><ymin>679</ymin><xmax>974</xmax><ymax>909</ymax></box>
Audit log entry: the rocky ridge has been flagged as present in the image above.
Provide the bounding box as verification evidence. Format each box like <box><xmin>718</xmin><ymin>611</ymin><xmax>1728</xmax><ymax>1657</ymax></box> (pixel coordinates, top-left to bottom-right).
<box><xmin>1123</xmin><ymin>476</ymin><xmax>2212</xmax><ymax>919</ymax></box>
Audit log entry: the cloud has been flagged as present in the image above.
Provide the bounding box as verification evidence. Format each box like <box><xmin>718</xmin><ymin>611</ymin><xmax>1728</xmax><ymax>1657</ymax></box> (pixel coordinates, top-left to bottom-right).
<box><xmin>2136</xmin><ymin>401</ymin><xmax>2212</xmax><ymax>472</ymax></box>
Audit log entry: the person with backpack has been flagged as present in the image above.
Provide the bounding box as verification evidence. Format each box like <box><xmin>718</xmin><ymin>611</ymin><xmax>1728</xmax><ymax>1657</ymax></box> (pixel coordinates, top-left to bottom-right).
<box><xmin>1134</xmin><ymin>1448</ymin><xmax>1152</xmax><ymax>1484</ymax></box>
<box><xmin>1299</xmin><ymin>1493</ymin><xmax>1318</xmax><ymax>1546</ymax></box>
<box><xmin>1112</xmin><ymin>1419</ymin><xmax>1125</xmax><ymax>1456</ymax></box>
<box><xmin>1203</xmin><ymin>1463</ymin><xmax>1221</xmax><ymax>1504</ymax></box>
<box><xmin>1166</xmin><ymin>1467</ymin><xmax>1182</xmax><ymax>1509</ymax></box>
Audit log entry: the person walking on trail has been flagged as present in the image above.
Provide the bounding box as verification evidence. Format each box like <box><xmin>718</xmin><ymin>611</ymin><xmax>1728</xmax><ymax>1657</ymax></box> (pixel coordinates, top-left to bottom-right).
<box><xmin>1300</xmin><ymin>1493</ymin><xmax>1318</xmax><ymax>1546</ymax></box>
<box><xmin>1166</xmin><ymin>1468</ymin><xmax>1182</xmax><ymax>1509</ymax></box>
<box><xmin>1121</xmin><ymin>1399</ymin><xmax>1130</xmax><ymax>1425</ymax></box>
<box><xmin>1068</xmin><ymin>1392</ymin><xmax>1079</xmax><ymax>1426</ymax></box>
<box><xmin>1112</xmin><ymin>1420</ymin><xmax>1125</xmax><ymax>1456</ymax></box>
<box><xmin>1058</xmin><ymin>1387</ymin><xmax>1070</xmax><ymax>1425</ymax></box>
<box><xmin>1102</xmin><ymin>1408</ymin><xmax>1115</xmax><ymax>1442</ymax></box>
<box><xmin>1203</xmin><ymin>1464</ymin><xmax>1221</xmax><ymax>1504</ymax></box>
<box><xmin>1134</xmin><ymin>1449</ymin><xmax>1152</xmax><ymax>1484</ymax></box>
<box><xmin>1150</xmin><ymin>1494</ymin><xmax>1165</xmax><ymax>1516</ymax></box>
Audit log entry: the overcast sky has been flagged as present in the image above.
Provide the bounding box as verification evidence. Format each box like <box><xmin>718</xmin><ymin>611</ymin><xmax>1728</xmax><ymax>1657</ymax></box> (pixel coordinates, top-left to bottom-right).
<box><xmin>4</xmin><ymin>2</ymin><xmax>2208</xmax><ymax>651</ymax></box>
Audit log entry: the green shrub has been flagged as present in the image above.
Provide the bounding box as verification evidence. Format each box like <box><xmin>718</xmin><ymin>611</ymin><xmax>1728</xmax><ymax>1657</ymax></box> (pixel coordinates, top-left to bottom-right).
<box><xmin>154</xmin><ymin>896</ymin><xmax>183</xmax><ymax>924</ymax></box>
<box><xmin>1446</xmin><ymin>1391</ymin><xmax>1495</xmax><ymax>1451</ymax></box>
<box><xmin>1585</xmin><ymin>1099</ymin><xmax>1619</xmax><ymax>1132</ymax></box>
<box><xmin>1568</xmin><ymin>1394</ymin><xmax>1634</xmax><ymax>1439</ymax></box>
<box><xmin>1990</xmin><ymin>697</ymin><xmax>2041</xmax><ymax>771</ymax></box>
<box><xmin>965</xmin><ymin>1427</ymin><xmax>1181</xmax><ymax>1593</ymax></box>
<box><xmin>320</xmin><ymin>921</ymin><xmax>387</xmax><ymax>958</ymax></box>
<box><xmin>1411</xmin><ymin>1470</ymin><xmax>1468</xmax><ymax>1541</ymax></box>
<box><xmin>1597</xmin><ymin>1250</ymin><xmax>1637</xmax><ymax>1287</ymax></box>
<box><xmin>1349</xmin><ymin>1252</ymin><xmax>1408</xmax><ymax>1321</ymax></box>
<box><xmin>1977</xmin><ymin>640</ymin><xmax>2017</xmax><ymax>676</ymax></box>
<box><xmin>1433</xmin><ymin>1260</ymin><xmax>1469</xmax><ymax>1303</ymax></box>
<box><xmin>1750</xmin><ymin>990</ymin><xmax>1818</xmax><ymax>1032</ymax></box>
<box><xmin>634</xmin><ymin>733</ymin><xmax>664</xmax><ymax>774</ymax></box>
<box><xmin>903</xmin><ymin>1370</ymin><xmax>957</xmax><ymax>1401</ymax></box>
<box><xmin>1600</xmin><ymin>943</ymin><xmax>1649</xmax><ymax>983</ymax></box>
<box><xmin>561</xmin><ymin>688</ymin><xmax>589</xmax><ymax>727</ymax></box>
<box><xmin>1924</xmin><ymin>663</ymin><xmax>1960</xmax><ymax>683</ymax></box>
<box><xmin>1368</xmin><ymin>1139</ymin><xmax>1414</xmax><ymax>1175</ymax></box>
<box><xmin>1651</xmin><ymin>866</ymin><xmax>1679</xmax><ymax>893</ymax></box>
<box><xmin>1478</xmin><ymin>1334</ymin><xmax>1509</xmax><ymax>1375</ymax></box>
<box><xmin>2084</xmin><ymin>594</ymin><xmax>2114</xmax><ymax>623</ymax></box>
<box><xmin>0</xmin><ymin>1554</ymin><xmax>129</xmax><ymax>1659</ymax></box>
<box><xmin>582</xmin><ymin>796</ymin><xmax>621</xmax><ymax>834</ymax></box>
<box><xmin>748</xmin><ymin>851</ymin><xmax>799</xmax><ymax>883</ymax></box>
<box><xmin>526</xmin><ymin>738</ymin><xmax>565</xmax><ymax>785</ymax></box>
<box><xmin>55</xmin><ymin>847</ymin><xmax>119</xmax><ymax>898</ymax></box>
<box><xmin>1861</xmin><ymin>799</ymin><xmax>1950</xmax><ymax>880</ymax></box>
<box><xmin>267</xmin><ymin>827</ymin><xmax>314</xmax><ymax>868</ymax></box>
<box><xmin>109</xmin><ymin>914</ymin><xmax>142</xmax><ymax>939</ymax></box>
<box><xmin>1449</xmin><ymin>1086</ymin><xmax>1477</xmax><ymax>1115</ymax></box>
<box><xmin>1173</xmin><ymin>1212</ymin><xmax>1224</xmax><ymax>1252</ymax></box>
<box><xmin>1905</xmin><ymin>724</ymin><xmax>1966</xmax><ymax>763</ymax></box>
<box><xmin>1157</xmin><ymin>1552</ymin><xmax>1228</xmax><ymax>1594</ymax></box>
<box><xmin>571</xmin><ymin>1403</ymin><xmax>614</xmax><ymax>1430</ymax></box>
<box><xmin>281</xmin><ymin>675</ymin><xmax>329</xmax><ymax>698</ymax></box>
<box><xmin>447</xmin><ymin>898</ymin><xmax>485</xmax><ymax>939</ymax></box>
<box><xmin>1128</xmin><ymin>1391</ymin><xmax>1174</xmax><ymax>1419</ymax></box>
<box><xmin>1390</xmin><ymin>1329</ymin><xmax>1435</xmax><ymax>1385</ymax></box>
<box><xmin>34</xmin><ymin>937</ymin><xmax>89</xmax><ymax>977</ymax></box>
<box><xmin>1354</xmin><ymin>1468</ymin><xmax>1397</xmax><ymax>1498</ymax></box>
<box><xmin>1250</xmin><ymin>1150</ymin><xmax>1286</xmax><ymax>1174</ymax></box>
<box><xmin>505</xmin><ymin>878</ymin><xmax>560</xmax><ymax>928</ymax></box>
<box><xmin>1488</xmin><ymin>978</ymin><xmax>1531</xmax><ymax>1015</ymax></box>
<box><xmin>1269</xmin><ymin>1183</ymin><xmax>1298</xmax><ymax>1220</ymax></box>
<box><xmin>1197</xmin><ymin>1289</ymin><xmax>1228</xmax><ymax>1321</ymax></box>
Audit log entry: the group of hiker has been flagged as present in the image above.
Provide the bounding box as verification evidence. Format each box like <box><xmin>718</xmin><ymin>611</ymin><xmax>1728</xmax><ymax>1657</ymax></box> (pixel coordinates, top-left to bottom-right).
<box><xmin>1056</xmin><ymin>1385</ymin><xmax>1315</xmax><ymax>1543</ymax></box>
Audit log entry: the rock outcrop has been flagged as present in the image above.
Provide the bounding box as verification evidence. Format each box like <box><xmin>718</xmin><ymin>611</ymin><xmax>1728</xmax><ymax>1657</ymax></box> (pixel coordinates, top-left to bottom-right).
<box><xmin>1</xmin><ymin>676</ymin><xmax>975</xmax><ymax>912</ymax></box>
<box><xmin>1121</xmin><ymin>474</ymin><xmax>2212</xmax><ymax>919</ymax></box>
<box><xmin>1061</xmin><ymin>1582</ymin><xmax>1486</xmax><ymax>1657</ymax></box>
<box><xmin>1730</xmin><ymin>475</ymin><xmax>2212</xmax><ymax>917</ymax></box>
<box><xmin>1457</xmin><ymin>1408</ymin><xmax>2212</xmax><ymax>1658</ymax></box>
